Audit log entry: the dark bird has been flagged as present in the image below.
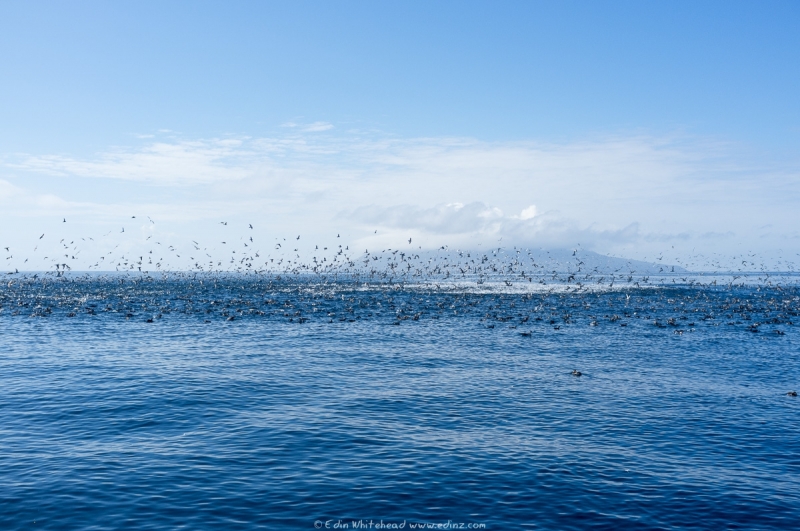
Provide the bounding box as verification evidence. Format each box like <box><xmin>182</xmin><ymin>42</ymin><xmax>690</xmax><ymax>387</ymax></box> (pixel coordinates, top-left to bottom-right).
<box><xmin>39</xmin><ymin>234</ymin><xmax>44</xmax><ymax>239</ymax></box>
<box><xmin>408</xmin><ymin>238</ymin><xmax>412</xmax><ymax>244</ymax></box>
<box><xmin>63</xmin><ymin>218</ymin><xmax>66</xmax><ymax>222</ymax></box>
<box><xmin>572</xmin><ymin>370</ymin><xmax>582</xmax><ymax>377</ymax></box>
<box><xmin>788</xmin><ymin>391</ymin><xmax>798</xmax><ymax>397</ymax></box>
<box><xmin>249</xmin><ymin>224</ymin><xmax>253</xmax><ymax>229</ymax></box>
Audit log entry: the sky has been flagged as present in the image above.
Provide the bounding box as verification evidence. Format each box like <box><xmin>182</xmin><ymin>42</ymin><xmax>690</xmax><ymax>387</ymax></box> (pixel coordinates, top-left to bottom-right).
<box><xmin>1</xmin><ymin>1</ymin><xmax>799</xmax><ymax>271</ymax></box>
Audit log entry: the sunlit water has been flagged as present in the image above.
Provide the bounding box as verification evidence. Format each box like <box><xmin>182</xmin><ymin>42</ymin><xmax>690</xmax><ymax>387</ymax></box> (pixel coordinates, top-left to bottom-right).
<box><xmin>1</xmin><ymin>276</ymin><xmax>798</xmax><ymax>530</ymax></box>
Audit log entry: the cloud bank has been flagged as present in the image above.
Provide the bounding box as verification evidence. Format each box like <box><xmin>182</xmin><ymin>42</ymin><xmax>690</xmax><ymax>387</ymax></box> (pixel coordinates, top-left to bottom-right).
<box><xmin>2</xmin><ymin>128</ymin><xmax>798</xmax><ymax>268</ymax></box>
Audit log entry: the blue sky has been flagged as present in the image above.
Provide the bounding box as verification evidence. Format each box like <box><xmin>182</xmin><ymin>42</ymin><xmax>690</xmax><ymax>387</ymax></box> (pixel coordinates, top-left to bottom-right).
<box><xmin>1</xmin><ymin>1</ymin><xmax>799</xmax><ymax>270</ymax></box>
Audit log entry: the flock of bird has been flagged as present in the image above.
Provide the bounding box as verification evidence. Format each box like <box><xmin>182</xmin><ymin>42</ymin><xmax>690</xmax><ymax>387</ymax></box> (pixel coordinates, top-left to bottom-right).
<box><xmin>2</xmin><ymin>219</ymin><xmax>797</xmax><ymax>291</ymax></box>
<box><xmin>1</xmin><ymin>218</ymin><xmax>798</xmax><ymax>396</ymax></box>
<box><xmin>0</xmin><ymin>220</ymin><xmax>797</xmax><ymax>330</ymax></box>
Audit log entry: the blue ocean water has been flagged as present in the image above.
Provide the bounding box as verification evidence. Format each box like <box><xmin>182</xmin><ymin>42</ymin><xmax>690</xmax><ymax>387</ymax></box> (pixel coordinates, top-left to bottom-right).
<box><xmin>1</xmin><ymin>276</ymin><xmax>798</xmax><ymax>530</ymax></box>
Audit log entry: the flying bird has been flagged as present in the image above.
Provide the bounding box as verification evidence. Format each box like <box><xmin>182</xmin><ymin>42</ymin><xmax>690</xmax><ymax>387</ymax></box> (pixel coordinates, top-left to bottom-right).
<box><xmin>39</xmin><ymin>234</ymin><xmax>44</xmax><ymax>239</ymax></box>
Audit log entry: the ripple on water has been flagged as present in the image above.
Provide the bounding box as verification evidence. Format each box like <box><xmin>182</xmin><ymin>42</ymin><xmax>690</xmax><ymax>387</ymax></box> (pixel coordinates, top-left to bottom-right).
<box><xmin>0</xmin><ymin>279</ymin><xmax>798</xmax><ymax>530</ymax></box>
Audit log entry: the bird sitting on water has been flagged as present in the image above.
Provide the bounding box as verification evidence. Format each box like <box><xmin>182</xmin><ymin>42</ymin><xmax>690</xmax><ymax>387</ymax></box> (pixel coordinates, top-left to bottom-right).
<box><xmin>788</xmin><ymin>391</ymin><xmax>798</xmax><ymax>397</ymax></box>
<box><xmin>572</xmin><ymin>370</ymin><xmax>582</xmax><ymax>377</ymax></box>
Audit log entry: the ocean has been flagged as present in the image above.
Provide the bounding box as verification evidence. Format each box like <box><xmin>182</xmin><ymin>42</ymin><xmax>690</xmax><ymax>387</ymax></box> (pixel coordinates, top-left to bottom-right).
<box><xmin>1</xmin><ymin>275</ymin><xmax>798</xmax><ymax>530</ymax></box>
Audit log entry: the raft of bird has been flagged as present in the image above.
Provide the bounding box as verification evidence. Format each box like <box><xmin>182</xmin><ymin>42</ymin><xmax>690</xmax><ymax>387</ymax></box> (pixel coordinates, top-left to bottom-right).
<box><xmin>2</xmin><ymin>222</ymin><xmax>798</xmax><ymax>396</ymax></box>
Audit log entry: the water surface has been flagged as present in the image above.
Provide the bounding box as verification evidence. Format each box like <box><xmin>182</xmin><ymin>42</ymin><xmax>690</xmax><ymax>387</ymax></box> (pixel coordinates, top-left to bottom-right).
<box><xmin>1</xmin><ymin>277</ymin><xmax>798</xmax><ymax>529</ymax></box>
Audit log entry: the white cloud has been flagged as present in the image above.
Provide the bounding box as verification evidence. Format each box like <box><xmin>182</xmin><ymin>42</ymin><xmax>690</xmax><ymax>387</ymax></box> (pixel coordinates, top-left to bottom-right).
<box><xmin>519</xmin><ymin>205</ymin><xmax>537</xmax><ymax>220</ymax></box>
<box><xmin>345</xmin><ymin>201</ymin><xmax>641</xmax><ymax>251</ymax></box>
<box><xmin>279</xmin><ymin>121</ymin><xmax>334</xmax><ymax>132</ymax></box>
<box><xmin>346</xmin><ymin>202</ymin><xmax>501</xmax><ymax>234</ymax></box>
<box><xmin>0</xmin><ymin>178</ymin><xmax>23</xmax><ymax>201</ymax></box>
<box><xmin>303</xmin><ymin>121</ymin><xmax>334</xmax><ymax>132</ymax></box>
<box><xmin>2</xmin><ymin>128</ymin><xmax>799</xmax><ymax>266</ymax></box>
<box><xmin>8</xmin><ymin>140</ymin><xmax>256</xmax><ymax>185</ymax></box>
